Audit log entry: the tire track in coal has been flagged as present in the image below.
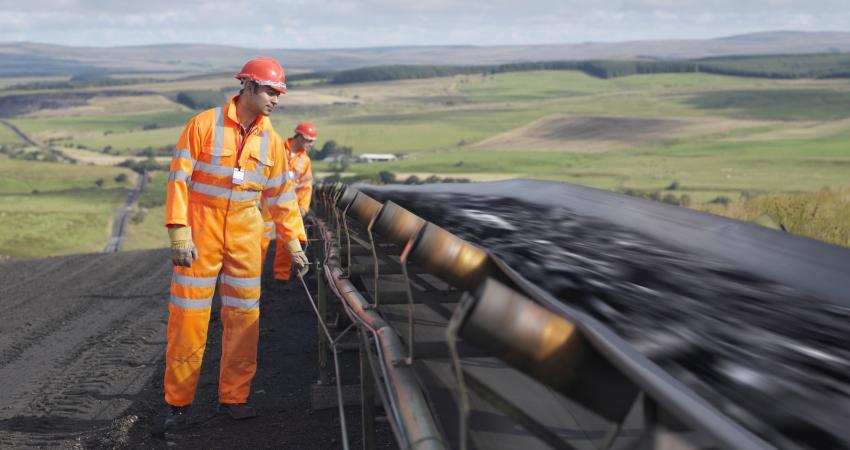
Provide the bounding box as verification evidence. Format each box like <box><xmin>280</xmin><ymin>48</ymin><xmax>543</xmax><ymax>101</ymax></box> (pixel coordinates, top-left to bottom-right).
<box><xmin>0</xmin><ymin>251</ymin><xmax>170</xmax><ymax>370</ymax></box>
<box><xmin>0</xmin><ymin>296</ymin><xmax>166</xmax><ymax>448</ymax></box>
<box><xmin>0</xmin><ymin>255</ymin><xmax>103</xmax><ymax>314</ymax></box>
<box><xmin>0</xmin><ymin>294</ymin><xmax>104</xmax><ymax>370</ymax></box>
<box><xmin>0</xmin><ymin>249</ymin><xmax>171</xmax><ymax>449</ymax></box>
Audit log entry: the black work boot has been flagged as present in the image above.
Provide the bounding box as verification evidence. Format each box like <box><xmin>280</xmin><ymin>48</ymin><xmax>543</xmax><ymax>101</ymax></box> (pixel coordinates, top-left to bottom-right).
<box><xmin>150</xmin><ymin>404</ymin><xmax>190</xmax><ymax>437</ymax></box>
<box><xmin>219</xmin><ymin>403</ymin><xmax>257</xmax><ymax>420</ymax></box>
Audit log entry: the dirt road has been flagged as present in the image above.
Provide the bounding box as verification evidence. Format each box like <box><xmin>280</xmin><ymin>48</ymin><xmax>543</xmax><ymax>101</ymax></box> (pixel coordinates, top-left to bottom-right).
<box><xmin>0</xmin><ymin>247</ymin><xmax>390</xmax><ymax>449</ymax></box>
<box><xmin>0</xmin><ymin>119</ymin><xmax>75</xmax><ymax>163</ymax></box>
<box><xmin>104</xmin><ymin>172</ymin><xmax>148</xmax><ymax>253</ymax></box>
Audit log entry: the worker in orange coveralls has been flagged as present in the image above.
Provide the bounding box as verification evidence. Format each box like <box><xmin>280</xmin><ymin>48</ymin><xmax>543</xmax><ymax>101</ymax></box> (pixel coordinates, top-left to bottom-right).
<box><xmin>152</xmin><ymin>57</ymin><xmax>309</xmax><ymax>437</ymax></box>
<box><xmin>261</xmin><ymin>122</ymin><xmax>316</xmax><ymax>282</ymax></box>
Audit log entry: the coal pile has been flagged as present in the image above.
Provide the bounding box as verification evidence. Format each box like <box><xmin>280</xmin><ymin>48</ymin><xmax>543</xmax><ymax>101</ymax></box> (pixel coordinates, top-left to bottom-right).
<box><xmin>365</xmin><ymin>190</ymin><xmax>850</xmax><ymax>450</ymax></box>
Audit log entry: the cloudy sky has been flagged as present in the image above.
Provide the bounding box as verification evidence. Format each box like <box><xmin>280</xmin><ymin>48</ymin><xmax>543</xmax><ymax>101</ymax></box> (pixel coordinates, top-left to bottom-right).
<box><xmin>1</xmin><ymin>0</ymin><xmax>848</xmax><ymax>48</ymax></box>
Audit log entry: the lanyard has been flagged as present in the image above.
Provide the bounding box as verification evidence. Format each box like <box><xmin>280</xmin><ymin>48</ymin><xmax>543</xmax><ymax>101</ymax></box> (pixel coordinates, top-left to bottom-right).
<box><xmin>236</xmin><ymin>123</ymin><xmax>255</xmax><ymax>169</ymax></box>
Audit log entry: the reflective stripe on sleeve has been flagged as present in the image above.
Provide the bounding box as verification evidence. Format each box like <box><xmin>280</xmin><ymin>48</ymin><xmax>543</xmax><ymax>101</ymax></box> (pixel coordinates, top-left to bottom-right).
<box><xmin>244</xmin><ymin>171</ymin><xmax>268</xmax><ymax>185</ymax></box>
<box><xmin>170</xmin><ymin>295</ymin><xmax>213</xmax><ymax>309</ymax></box>
<box><xmin>264</xmin><ymin>191</ymin><xmax>297</xmax><ymax>207</ymax></box>
<box><xmin>168</xmin><ymin>170</ymin><xmax>192</xmax><ymax>183</ymax></box>
<box><xmin>222</xmin><ymin>296</ymin><xmax>260</xmax><ymax>309</ymax></box>
<box><xmin>173</xmin><ymin>148</ymin><xmax>194</xmax><ymax>161</ymax></box>
<box><xmin>264</xmin><ymin>173</ymin><xmax>286</xmax><ymax>189</ymax></box>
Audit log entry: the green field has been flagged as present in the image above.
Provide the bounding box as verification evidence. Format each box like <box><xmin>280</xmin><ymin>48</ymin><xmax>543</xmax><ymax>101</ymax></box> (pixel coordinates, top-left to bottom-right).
<box><xmin>3</xmin><ymin>69</ymin><xmax>850</xmax><ymax>255</ymax></box>
<box><xmin>0</xmin><ymin>155</ymin><xmax>136</xmax><ymax>257</ymax></box>
<box><xmin>8</xmin><ymin>109</ymin><xmax>192</xmax><ymax>155</ymax></box>
<box><xmin>10</xmin><ymin>110</ymin><xmax>192</xmax><ymax>134</ymax></box>
<box><xmin>73</xmin><ymin>126</ymin><xmax>185</xmax><ymax>153</ymax></box>
<box><xmin>0</xmin><ymin>124</ymin><xmax>26</xmax><ymax>145</ymax></box>
<box><xmin>122</xmin><ymin>171</ymin><xmax>168</xmax><ymax>251</ymax></box>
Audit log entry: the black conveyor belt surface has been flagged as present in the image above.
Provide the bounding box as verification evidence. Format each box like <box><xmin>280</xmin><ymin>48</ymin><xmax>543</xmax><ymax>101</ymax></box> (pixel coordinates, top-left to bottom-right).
<box><xmin>361</xmin><ymin>180</ymin><xmax>850</xmax><ymax>450</ymax></box>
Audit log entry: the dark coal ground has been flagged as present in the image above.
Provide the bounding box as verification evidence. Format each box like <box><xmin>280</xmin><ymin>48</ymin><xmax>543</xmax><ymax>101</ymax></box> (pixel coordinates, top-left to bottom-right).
<box><xmin>0</xmin><ymin>246</ymin><xmax>396</xmax><ymax>450</ymax></box>
<box><xmin>366</xmin><ymin>190</ymin><xmax>850</xmax><ymax>450</ymax></box>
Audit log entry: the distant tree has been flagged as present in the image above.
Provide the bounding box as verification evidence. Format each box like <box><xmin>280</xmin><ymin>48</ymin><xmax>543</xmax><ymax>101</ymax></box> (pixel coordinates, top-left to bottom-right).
<box><xmin>378</xmin><ymin>171</ymin><xmax>396</xmax><ymax>184</ymax></box>
<box><xmin>175</xmin><ymin>90</ymin><xmax>225</xmax><ymax>110</ymax></box>
<box><xmin>311</xmin><ymin>140</ymin><xmax>337</xmax><ymax>160</ymax></box>
<box><xmin>115</xmin><ymin>173</ymin><xmax>128</xmax><ymax>183</ymax></box>
<box><xmin>709</xmin><ymin>196</ymin><xmax>732</xmax><ymax>206</ymax></box>
<box><xmin>662</xmin><ymin>193</ymin><xmax>679</xmax><ymax>205</ymax></box>
<box><xmin>117</xmin><ymin>156</ymin><xmax>165</xmax><ymax>174</ymax></box>
<box><xmin>404</xmin><ymin>175</ymin><xmax>422</xmax><ymax>185</ymax></box>
<box><xmin>95</xmin><ymin>178</ymin><xmax>104</xmax><ymax>187</ymax></box>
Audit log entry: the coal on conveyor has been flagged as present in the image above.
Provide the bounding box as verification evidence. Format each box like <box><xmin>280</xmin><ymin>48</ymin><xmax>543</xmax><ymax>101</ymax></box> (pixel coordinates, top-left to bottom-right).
<box><xmin>365</xmin><ymin>189</ymin><xmax>850</xmax><ymax>450</ymax></box>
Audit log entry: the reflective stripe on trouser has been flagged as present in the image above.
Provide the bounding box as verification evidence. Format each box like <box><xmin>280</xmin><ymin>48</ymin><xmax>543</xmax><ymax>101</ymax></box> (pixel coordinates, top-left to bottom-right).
<box><xmin>165</xmin><ymin>201</ymin><xmax>263</xmax><ymax>406</ymax></box>
<box><xmin>273</xmin><ymin>237</ymin><xmax>293</xmax><ymax>281</ymax></box>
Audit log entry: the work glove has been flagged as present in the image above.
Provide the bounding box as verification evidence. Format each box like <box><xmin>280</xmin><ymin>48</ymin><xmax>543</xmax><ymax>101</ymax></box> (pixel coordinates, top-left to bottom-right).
<box><xmin>286</xmin><ymin>239</ymin><xmax>310</xmax><ymax>277</ymax></box>
<box><xmin>168</xmin><ymin>226</ymin><xmax>198</xmax><ymax>267</ymax></box>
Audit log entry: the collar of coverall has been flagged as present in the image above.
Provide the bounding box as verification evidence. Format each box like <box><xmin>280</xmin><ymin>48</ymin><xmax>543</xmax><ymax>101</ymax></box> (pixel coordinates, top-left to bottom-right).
<box><xmin>226</xmin><ymin>95</ymin><xmax>270</xmax><ymax>133</ymax></box>
<box><xmin>285</xmin><ymin>136</ymin><xmax>308</xmax><ymax>155</ymax></box>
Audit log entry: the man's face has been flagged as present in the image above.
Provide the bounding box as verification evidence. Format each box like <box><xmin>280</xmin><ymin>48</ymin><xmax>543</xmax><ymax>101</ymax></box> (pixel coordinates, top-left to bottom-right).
<box><xmin>294</xmin><ymin>135</ymin><xmax>315</xmax><ymax>152</ymax></box>
<box><xmin>249</xmin><ymin>84</ymin><xmax>281</xmax><ymax>116</ymax></box>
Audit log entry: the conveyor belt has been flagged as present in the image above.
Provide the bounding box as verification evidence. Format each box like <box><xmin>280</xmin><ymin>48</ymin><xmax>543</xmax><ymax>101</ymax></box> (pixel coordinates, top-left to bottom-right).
<box><xmin>312</xmin><ymin>180</ymin><xmax>846</xmax><ymax>450</ymax></box>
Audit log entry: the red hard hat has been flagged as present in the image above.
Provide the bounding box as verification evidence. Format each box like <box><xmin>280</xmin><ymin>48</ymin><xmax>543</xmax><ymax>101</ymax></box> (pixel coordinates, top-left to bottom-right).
<box><xmin>294</xmin><ymin>122</ymin><xmax>317</xmax><ymax>140</ymax></box>
<box><xmin>235</xmin><ymin>57</ymin><xmax>286</xmax><ymax>94</ymax></box>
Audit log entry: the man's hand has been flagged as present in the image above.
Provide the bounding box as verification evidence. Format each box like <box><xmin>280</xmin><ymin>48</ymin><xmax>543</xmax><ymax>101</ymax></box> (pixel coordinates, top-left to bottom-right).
<box><xmin>285</xmin><ymin>239</ymin><xmax>309</xmax><ymax>277</ymax></box>
<box><xmin>168</xmin><ymin>226</ymin><xmax>198</xmax><ymax>267</ymax></box>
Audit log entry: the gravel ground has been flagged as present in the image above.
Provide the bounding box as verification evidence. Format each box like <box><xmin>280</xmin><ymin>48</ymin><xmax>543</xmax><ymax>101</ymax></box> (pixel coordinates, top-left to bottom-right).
<box><xmin>365</xmin><ymin>190</ymin><xmax>850</xmax><ymax>450</ymax></box>
<box><xmin>0</xmin><ymin>247</ymin><xmax>396</xmax><ymax>450</ymax></box>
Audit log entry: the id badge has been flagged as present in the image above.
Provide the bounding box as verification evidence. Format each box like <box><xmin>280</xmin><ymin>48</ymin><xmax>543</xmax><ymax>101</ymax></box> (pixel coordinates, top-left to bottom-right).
<box><xmin>232</xmin><ymin>167</ymin><xmax>245</xmax><ymax>185</ymax></box>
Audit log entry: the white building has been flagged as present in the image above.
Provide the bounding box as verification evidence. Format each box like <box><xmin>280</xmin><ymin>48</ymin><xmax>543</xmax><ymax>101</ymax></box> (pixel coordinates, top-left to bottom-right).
<box><xmin>355</xmin><ymin>153</ymin><xmax>398</xmax><ymax>163</ymax></box>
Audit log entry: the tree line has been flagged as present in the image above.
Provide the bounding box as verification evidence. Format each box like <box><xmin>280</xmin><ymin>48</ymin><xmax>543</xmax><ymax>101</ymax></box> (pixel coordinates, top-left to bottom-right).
<box><xmin>324</xmin><ymin>53</ymin><xmax>850</xmax><ymax>84</ymax></box>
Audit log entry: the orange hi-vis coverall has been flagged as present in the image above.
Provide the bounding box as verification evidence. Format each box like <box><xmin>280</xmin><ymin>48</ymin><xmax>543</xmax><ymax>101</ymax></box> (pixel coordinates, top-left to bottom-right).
<box><xmin>261</xmin><ymin>137</ymin><xmax>312</xmax><ymax>280</ymax></box>
<box><xmin>165</xmin><ymin>96</ymin><xmax>304</xmax><ymax>407</ymax></box>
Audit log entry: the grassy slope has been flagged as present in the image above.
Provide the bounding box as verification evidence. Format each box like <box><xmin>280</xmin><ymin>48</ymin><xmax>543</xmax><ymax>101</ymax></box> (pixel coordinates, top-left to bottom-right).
<box><xmin>704</xmin><ymin>186</ymin><xmax>850</xmax><ymax>247</ymax></box>
<box><xmin>0</xmin><ymin>124</ymin><xmax>25</xmax><ymax>145</ymax></box>
<box><xmin>5</xmin><ymin>70</ymin><xmax>850</xmax><ymax>253</ymax></box>
<box><xmin>0</xmin><ymin>155</ymin><xmax>136</xmax><ymax>257</ymax></box>
<box><xmin>122</xmin><ymin>171</ymin><xmax>168</xmax><ymax>251</ymax></box>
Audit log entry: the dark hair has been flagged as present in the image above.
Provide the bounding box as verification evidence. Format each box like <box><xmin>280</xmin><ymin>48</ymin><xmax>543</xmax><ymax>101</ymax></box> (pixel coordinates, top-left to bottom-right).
<box><xmin>239</xmin><ymin>79</ymin><xmax>257</xmax><ymax>95</ymax></box>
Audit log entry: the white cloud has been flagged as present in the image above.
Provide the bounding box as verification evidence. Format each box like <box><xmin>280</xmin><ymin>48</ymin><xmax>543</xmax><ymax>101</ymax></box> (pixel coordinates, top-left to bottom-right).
<box><xmin>0</xmin><ymin>0</ymin><xmax>848</xmax><ymax>47</ymax></box>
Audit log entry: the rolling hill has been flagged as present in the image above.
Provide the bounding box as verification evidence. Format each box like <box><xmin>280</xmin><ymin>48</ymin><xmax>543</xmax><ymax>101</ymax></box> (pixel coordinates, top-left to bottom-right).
<box><xmin>1</xmin><ymin>31</ymin><xmax>849</xmax><ymax>75</ymax></box>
